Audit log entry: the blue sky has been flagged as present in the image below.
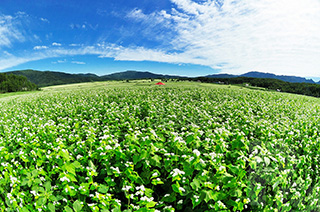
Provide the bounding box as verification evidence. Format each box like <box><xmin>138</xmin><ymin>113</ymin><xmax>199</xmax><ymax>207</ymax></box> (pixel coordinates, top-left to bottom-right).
<box><xmin>1</xmin><ymin>0</ymin><xmax>320</xmax><ymax>78</ymax></box>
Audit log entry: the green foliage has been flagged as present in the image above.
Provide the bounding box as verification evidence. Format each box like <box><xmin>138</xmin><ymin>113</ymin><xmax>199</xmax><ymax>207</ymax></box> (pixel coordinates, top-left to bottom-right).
<box><xmin>190</xmin><ymin>76</ymin><xmax>320</xmax><ymax>98</ymax></box>
<box><xmin>0</xmin><ymin>73</ymin><xmax>38</xmax><ymax>93</ymax></box>
<box><xmin>0</xmin><ymin>82</ymin><xmax>320</xmax><ymax>211</ymax></box>
<box><xmin>7</xmin><ymin>70</ymin><xmax>179</xmax><ymax>87</ymax></box>
<box><xmin>7</xmin><ymin>70</ymin><xmax>104</xmax><ymax>87</ymax></box>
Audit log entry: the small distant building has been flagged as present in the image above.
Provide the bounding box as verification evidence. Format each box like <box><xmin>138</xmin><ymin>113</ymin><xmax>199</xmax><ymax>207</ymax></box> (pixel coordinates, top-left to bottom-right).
<box><xmin>155</xmin><ymin>82</ymin><xmax>165</xmax><ymax>85</ymax></box>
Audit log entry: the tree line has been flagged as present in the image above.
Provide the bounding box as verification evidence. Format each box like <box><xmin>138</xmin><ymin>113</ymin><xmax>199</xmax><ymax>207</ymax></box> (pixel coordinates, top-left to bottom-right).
<box><xmin>0</xmin><ymin>73</ymin><xmax>38</xmax><ymax>93</ymax></box>
<box><xmin>181</xmin><ymin>77</ymin><xmax>320</xmax><ymax>98</ymax></box>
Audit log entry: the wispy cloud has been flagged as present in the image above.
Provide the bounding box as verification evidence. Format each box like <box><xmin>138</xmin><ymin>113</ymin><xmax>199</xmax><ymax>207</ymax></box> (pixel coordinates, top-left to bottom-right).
<box><xmin>69</xmin><ymin>44</ymin><xmax>82</xmax><ymax>47</ymax></box>
<box><xmin>0</xmin><ymin>14</ymin><xmax>25</xmax><ymax>47</ymax></box>
<box><xmin>69</xmin><ymin>22</ymin><xmax>98</xmax><ymax>30</ymax></box>
<box><xmin>2</xmin><ymin>1</ymin><xmax>320</xmax><ymax>77</ymax></box>
<box><xmin>125</xmin><ymin>8</ymin><xmax>175</xmax><ymax>44</ymax></box>
<box><xmin>71</xmin><ymin>61</ymin><xmax>86</xmax><ymax>65</ymax></box>
<box><xmin>40</xmin><ymin>17</ymin><xmax>49</xmax><ymax>23</ymax></box>
<box><xmin>0</xmin><ymin>54</ymin><xmax>46</xmax><ymax>71</ymax></box>
<box><xmin>33</xmin><ymin>45</ymin><xmax>48</xmax><ymax>50</ymax></box>
<box><xmin>52</xmin><ymin>42</ymin><xmax>61</xmax><ymax>46</ymax></box>
<box><xmin>52</xmin><ymin>59</ymin><xmax>67</xmax><ymax>64</ymax></box>
<box><xmin>123</xmin><ymin>0</ymin><xmax>320</xmax><ymax>77</ymax></box>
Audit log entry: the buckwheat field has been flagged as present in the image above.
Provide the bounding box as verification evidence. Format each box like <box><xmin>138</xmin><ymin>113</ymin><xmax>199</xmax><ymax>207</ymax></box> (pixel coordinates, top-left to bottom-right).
<box><xmin>1</xmin><ymin>82</ymin><xmax>320</xmax><ymax>211</ymax></box>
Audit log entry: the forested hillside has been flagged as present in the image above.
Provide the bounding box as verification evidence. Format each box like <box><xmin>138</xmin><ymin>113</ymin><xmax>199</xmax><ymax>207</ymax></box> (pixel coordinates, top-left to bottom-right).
<box><xmin>7</xmin><ymin>70</ymin><xmax>104</xmax><ymax>87</ymax></box>
<box><xmin>0</xmin><ymin>73</ymin><xmax>38</xmax><ymax>93</ymax></box>
<box><xmin>187</xmin><ymin>77</ymin><xmax>320</xmax><ymax>98</ymax></box>
<box><xmin>7</xmin><ymin>70</ymin><xmax>183</xmax><ymax>87</ymax></box>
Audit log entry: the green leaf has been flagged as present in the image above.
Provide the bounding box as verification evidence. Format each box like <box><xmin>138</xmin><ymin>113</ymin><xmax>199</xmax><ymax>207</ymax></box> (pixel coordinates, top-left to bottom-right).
<box><xmin>227</xmin><ymin>164</ymin><xmax>239</xmax><ymax>175</ymax></box>
<box><xmin>162</xmin><ymin>193</ymin><xmax>176</xmax><ymax>203</ymax></box>
<box><xmin>64</xmin><ymin>206</ymin><xmax>73</xmax><ymax>212</ymax></box>
<box><xmin>34</xmin><ymin>178</ymin><xmax>42</xmax><ymax>185</ymax></box>
<box><xmin>238</xmin><ymin>169</ymin><xmax>247</xmax><ymax>180</ymax></box>
<box><xmin>192</xmin><ymin>195</ymin><xmax>202</xmax><ymax>208</ymax></box>
<box><xmin>201</xmin><ymin>190</ymin><xmax>214</xmax><ymax>203</ymax></box>
<box><xmin>150</xmin><ymin>155</ymin><xmax>161</xmax><ymax>167</ymax></box>
<box><xmin>48</xmin><ymin>203</ymin><xmax>55</xmax><ymax>212</ymax></box>
<box><xmin>44</xmin><ymin>181</ymin><xmax>51</xmax><ymax>191</ymax></box>
<box><xmin>151</xmin><ymin>179</ymin><xmax>164</xmax><ymax>185</ymax></box>
<box><xmin>222</xmin><ymin>172</ymin><xmax>234</xmax><ymax>184</ymax></box>
<box><xmin>273</xmin><ymin>179</ymin><xmax>281</xmax><ymax>190</ymax></box>
<box><xmin>133</xmin><ymin>154</ymin><xmax>140</xmax><ymax>165</ymax></box>
<box><xmin>67</xmin><ymin>173</ymin><xmax>77</xmax><ymax>182</ymax></box>
<box><xmin>98</xmin><ymin>184</ymin><xmax>109</xmax><ymax>194</ymax></box>
<box><xmin>172</xmin><ymin>182</ymin><xmax>180</xmax><ymax>193</ymax></box>
<box><xmin>73</xmin><ymin>200</ymin><xmax>83</xmax><ymax>212</ymax></box>
<box><xmin>144</xmin><ymin>188</ymin><xmax>154</xmax><ymax>197</ymax></box>
<box><xmin>190</xmin><ymin>178</ymin><xmax>201</xmax><ymax>191</ymax></box>
<box><xmin>37</xmin><ymin>197</ymin><xmax>47</xmax><ymax>206</ymax></box>
<box><xmin>21</xmin><ymin>208</ymin><xmax>30</xmax><ymax>212</ymax></box>
<box><xmin>88</xmin><ymin>160</ymin><xmax>95</xmax><ymax>169</ymax></box>
<box><xmin>264</xmin><ymin>156</ymin><xmax>270</xmax><ymax>166</ymax></box>
<box><xmin>65</xmin><ymin>163</ymin><xmax>76</xmax><ymax>175</ymax></box>
<box><xmin>21</xmin><ymin>178</ymin><xmax>29</xmax><ymax>186</ymax></box>
<box><xmin>49</xmin><ymin>195</ymin><xmax>57</xmax><ymax>202</ymax></box>
<box><xmin>231</xmin><ymin>135</ymin><xmax>247</xmax><ymax>150</ymax></box>
<box><xmin>146</xmin><ymin>201</ymin><xmax>157</xmax><ymax>208</ymax></box>
<box><xmin>73</xmin><ymin>161</ymin><xmax>81</xmax><ymax>168</ymax></box>
<box><xmin>112</xmin><ymin>207</ymin><xmax>121</xmax><ymax>212</ymax></box>
<box><xmin>226</xmin><ymin>199</ymin><xmax>238</xmax><ymax>207</ymax></box>
<box><xmin>60</xmin><ymin>150</ymin><xmax>70</xmax><ymax>161</ymax></box>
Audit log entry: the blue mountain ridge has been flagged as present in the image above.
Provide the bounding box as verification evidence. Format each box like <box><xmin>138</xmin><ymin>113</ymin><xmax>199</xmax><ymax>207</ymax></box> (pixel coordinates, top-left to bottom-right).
<box><xmin>5</xmin><ymin>69</ymin><xmax>318</xmax><ymax>86</ymax></box>
<box><xmin>205</xmin><ymin>71</ymin><xmax>316</xmax><ymax>84</ymax></box>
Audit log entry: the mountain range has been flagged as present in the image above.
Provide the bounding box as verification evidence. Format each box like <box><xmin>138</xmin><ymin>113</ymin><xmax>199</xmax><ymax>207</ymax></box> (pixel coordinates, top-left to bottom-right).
<box><xmin>205</xmin><ymin>71</ymin><xmax>315</xmax><ymax>84</ymax></box>
<box><xmin>3</xmin><ymin>69</ymin><xmax>317</xmax><ymax>87</ymax></box>
<box><xmin>4</xmin><ymin>70</ymin><xmax>181</xmax><ymax>87</ymax></box>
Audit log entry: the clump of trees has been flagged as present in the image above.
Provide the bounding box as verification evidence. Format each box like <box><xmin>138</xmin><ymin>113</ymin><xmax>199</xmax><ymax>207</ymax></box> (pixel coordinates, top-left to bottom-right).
<box><xmin>183</xmin><ymin>77</ymin><xmax>320</xmax><ymax>98</ymax></box>
<box><xmin>0</xmin><ymin>73</ymin><xmax>38</xmax><ymax>93</ymax></box>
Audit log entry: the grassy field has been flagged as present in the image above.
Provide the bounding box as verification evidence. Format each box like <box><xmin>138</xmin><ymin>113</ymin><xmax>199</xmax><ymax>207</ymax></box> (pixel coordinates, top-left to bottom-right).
<box><xmin>1</xmin><ymin>81</ymin><xmax>320</xmax><ymax>211</ymax></box>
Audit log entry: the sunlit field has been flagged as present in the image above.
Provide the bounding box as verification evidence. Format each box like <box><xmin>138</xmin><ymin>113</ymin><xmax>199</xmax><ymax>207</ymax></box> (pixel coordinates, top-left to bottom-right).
<box><xmin>1</xmin><ymin>81</ymin><xmax>320</xmax><ymax>211</ymax></box>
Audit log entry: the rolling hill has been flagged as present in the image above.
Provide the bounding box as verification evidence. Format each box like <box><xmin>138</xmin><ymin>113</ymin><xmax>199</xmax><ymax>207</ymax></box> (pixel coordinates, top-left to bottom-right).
<box><xmin>4</xmin><ymin>69</ymin><xmax>318</xmax><ymax>87</ymax></box>
<box><xmin>205</xmin><ymin>71</ymin><xmax>315</xmax><ymax>84</ymax></box>
<box><xmin>5</xmin><ymin>70</ymin><xmax>182</xmax><ymax>87</ymax></box>
<box><xmin>6</xmin><ymin>70</ymin><xmax>103</xmax><ymax>87</ymax></box>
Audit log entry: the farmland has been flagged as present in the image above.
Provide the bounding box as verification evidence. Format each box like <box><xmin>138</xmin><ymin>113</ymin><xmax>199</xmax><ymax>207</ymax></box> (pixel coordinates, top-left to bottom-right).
<box><xmin>1</xmin><ymin>81</ymin><xmax>320</xmax><ymax>211</ymax></box>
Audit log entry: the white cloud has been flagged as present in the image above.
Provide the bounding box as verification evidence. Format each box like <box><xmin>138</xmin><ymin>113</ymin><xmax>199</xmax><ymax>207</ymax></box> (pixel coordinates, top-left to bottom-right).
<box><xmin>71</xmin><ymin>61</ymin><xmax>86</xmax><ymax>65</ymax></box>
<box><xmin>2</xmin><ymin>0</ymin><xmax>320</xmax><ymax>78</ymax></box>
<box><xmin>0</xmin><ymin>14</ymin><xmax>25</xmax><ymax>47</ymax></box>
<box><xmin>126</xmin><ymin>8</ymin><xmax>175</xmax><ymax>42</ymax></box>
<box><xmin>69</xmin><ymin>44</ymin><xmax>81</xmax><ymax>47</ymax></box>
<box><xmin>0</xmin><ymin>54</ymin><xmax>46</xmax><ymax>71</ymax></box>
<box><xmin>123</xmin><ymin>0</ymin><xmax>320</xmax><ymax>77</ymax></box>
<box><xmin>52</xmin><ymin>59</ymin><xmax>67</xmax><ymax>64</ymax></box>
<box><xmin>52</xmin><ymin>42</ymin><xmax>62</xmax><ymax>46</ymax></box>
<box><xmin>33</xmin><ymin>45</ymin><xmax>48</xmax><ymax>50</ymax></box>
<box><xmin>40</xmin><ymin>17</ymin><xmax>49</xmax><ymax>23</ymax></box>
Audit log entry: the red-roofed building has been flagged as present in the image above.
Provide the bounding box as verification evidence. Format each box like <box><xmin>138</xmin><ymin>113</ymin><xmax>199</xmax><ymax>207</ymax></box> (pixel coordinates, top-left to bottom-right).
<box><xmin>155</xmin><ymin>82</ymin><xmax>165</xmax><ymax>85</ymax></box>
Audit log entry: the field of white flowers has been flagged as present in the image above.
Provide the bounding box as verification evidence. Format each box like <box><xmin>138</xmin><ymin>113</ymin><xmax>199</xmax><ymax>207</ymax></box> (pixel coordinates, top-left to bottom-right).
<box><xmin>1</xmin><ymin>81</ymin><xmax>320</xmax><ymax>211</ymax></box>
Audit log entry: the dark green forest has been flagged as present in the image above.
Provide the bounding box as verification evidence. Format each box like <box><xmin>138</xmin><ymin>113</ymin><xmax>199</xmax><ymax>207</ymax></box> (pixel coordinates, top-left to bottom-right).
<box><xmin>4</xmin><ymin>69</ymin><xmax>320</xmax><ymax>99</ymax></box>
<box><xmin>184</xmin><ymin>77</ymin><xmax>320</xmax><ymax>98</ymax></box>
<box><xmin>0</xmin><ymin>73</ymin><xmax>38</xmax><ymax>93</ymax></box>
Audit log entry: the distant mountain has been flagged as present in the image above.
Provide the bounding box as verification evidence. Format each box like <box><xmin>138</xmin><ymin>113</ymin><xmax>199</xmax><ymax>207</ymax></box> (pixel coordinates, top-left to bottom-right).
<box><xmin>205</xmin><ymin>71</ymin><xmax>315</xmax><ymax>84</ymax></box>
<box><xmin>241</xmin><ymin>71</ymin><xmax>315</xmax><ymax>84</ymax></box>
<box><xmin>205</xmin><ymin>73</ymin><xmax>237</xmax><ymax>78</ymax></box>
<box><xmin>7</xmin><ymin>70</ymin><xmax>103</xmax><ymax>87</ymax></box>
<box><xmin>6</xmin><ymin>70</ymin><xmax>182</xmax><ymax>87</ymax></box>
<box><xmin>100</xmin><ymin>70</ymin><xmax>182</xmax><ymax>80</ymax></box>
<box><xmin>5</xmin><ymin>69</ymin><xmax>317</xmax><ymax>87</ymax></box>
